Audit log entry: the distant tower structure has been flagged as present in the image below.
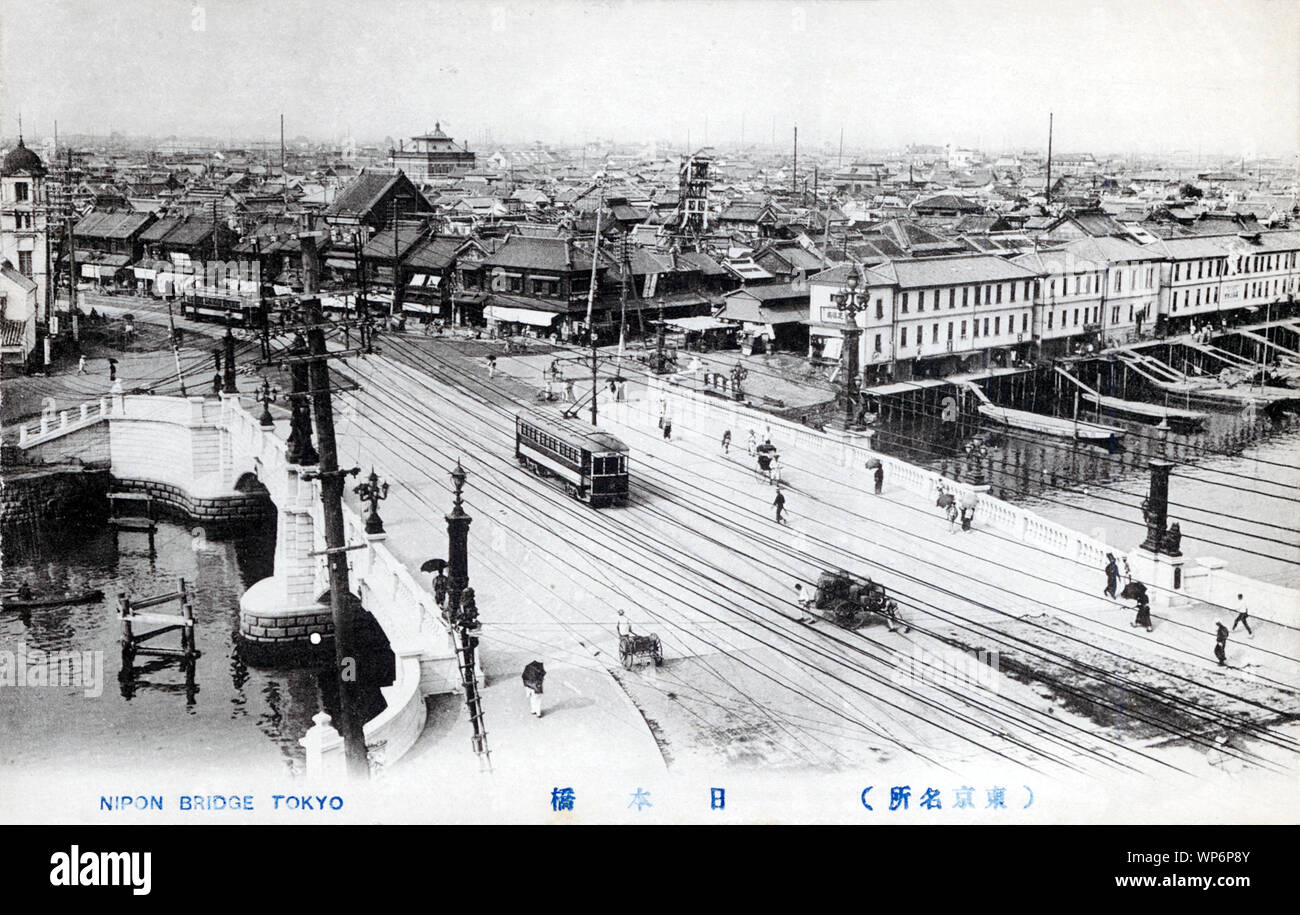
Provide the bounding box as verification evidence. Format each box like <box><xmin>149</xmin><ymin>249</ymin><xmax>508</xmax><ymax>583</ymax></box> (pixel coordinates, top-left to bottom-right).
<box><xmin>676</xmin><ymin>148</ymin><xmax>712</xmax><ymax>249</ymax></box>
<box><xmin>1</xmin><ymin>135</ymin><xmax>51</xmax><ymax>312</ymax></box>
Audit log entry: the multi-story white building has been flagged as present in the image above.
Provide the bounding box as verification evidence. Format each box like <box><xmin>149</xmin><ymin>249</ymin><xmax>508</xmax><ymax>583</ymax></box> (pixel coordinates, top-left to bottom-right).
<box><xmin>808</xmin><ymin>228</ymin><xmax>1300</xmax><ymax>386</ymax></box>
<box><xmin>1011</xmin><ymin>248</ymin><xmax>1105</xmax><ymax>356</ymax></box>
<box><xmin>810</xmin><ymin>255</ymin><xmax>1040</xmax><ymax>382</ymax></box>
<box><xmin>0</xmin><ymin>137</ymin><xmax>50</xmax><ymax>323</ymax></box>
<box><xmin>1055</xmin><ymin>237</ymin><xmax>1159</xmax><ymax>345</ymax></box>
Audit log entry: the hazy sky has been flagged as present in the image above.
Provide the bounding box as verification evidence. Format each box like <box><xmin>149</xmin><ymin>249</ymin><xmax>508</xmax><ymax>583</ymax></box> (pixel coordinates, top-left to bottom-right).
<box><xmin>2</xmin><ymin>0</ymin><xmax>1297</xmax><ymax>156</ymax></box>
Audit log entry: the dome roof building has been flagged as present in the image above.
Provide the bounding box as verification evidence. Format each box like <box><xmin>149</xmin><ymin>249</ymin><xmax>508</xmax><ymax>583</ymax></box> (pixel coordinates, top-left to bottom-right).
<box><xmin>2</xmin><ymin>137</ymin><xmax>46</xmax><ymax>177</ymax></box>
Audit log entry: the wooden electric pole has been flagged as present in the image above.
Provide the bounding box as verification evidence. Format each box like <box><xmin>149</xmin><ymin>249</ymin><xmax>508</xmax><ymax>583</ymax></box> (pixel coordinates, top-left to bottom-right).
<box><xmin>302</xmin><ymin>298</ymin><xmax>367</xmax><ymax>776</ymax></box>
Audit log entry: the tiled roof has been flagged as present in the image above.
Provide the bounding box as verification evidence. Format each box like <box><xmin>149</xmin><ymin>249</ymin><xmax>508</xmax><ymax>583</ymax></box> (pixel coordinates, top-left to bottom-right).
<box><xmin>871</xmin><ymin>254</ymin><xmax>1040</xmax><ymax>288</ymax></box>
<box><xmin>74</xmin><ymin>210</ymin><xmax>154</xmax><ymax>239</ymax></box>
<box><xmin>1061</xmin><ymin>236</ymin><xmax>1163</xmax><ymax>263</ymax></box>
<box><xmin>479</xmin><ymin>235</ymin><xmax>605</xmax><ymax>272</ymax></box>
<box><xmin>361</xmin><ymin>223</ymin><xmax>428</xmax><ymax>261</ymax></box>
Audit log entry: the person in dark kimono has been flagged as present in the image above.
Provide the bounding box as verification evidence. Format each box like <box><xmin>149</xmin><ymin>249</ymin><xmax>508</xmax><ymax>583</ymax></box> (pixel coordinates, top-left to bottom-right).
<box><xmin>1214</xmin><ymin>620</ymin><xmax>1229</xmax><ymax>667</ymax></box>
<box><xmin>1103</xmin><ymin>553</ymin><xmax>1120</xmax><ymax>600</ymax></box>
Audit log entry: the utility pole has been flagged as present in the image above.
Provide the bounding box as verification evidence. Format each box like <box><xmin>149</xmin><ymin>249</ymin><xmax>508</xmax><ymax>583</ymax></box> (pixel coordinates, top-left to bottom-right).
<box><xmin>1045</xmin><ymin>112</ymin><xmax>1054</xmax><ymax>207</ymax></box>
<box><xmin>792</xmin><ymin>124</ymin><xmax>798</xmax><ymax>193</ymax></box>
<box><xmin>618</xmin><ymin>232</ymin><xmax>629</xmax><ymax>368</ymax></box>
<box><xmin>389</xmin><ymin>198</ymin><xmax>403</xmax><ymax>318</ymax></box>
<box><xmin>583</xmin><ymin>180</ymin><xmax>604</xmax><ymax>426</ymax></box>
<box><xmin>302</xmin><ymin>295</ymin><xmax>368</xmax><ymax>776</ymax></box>
<box><xmin>166</xmin><ymin>299</ymin><xmax>187</xmax><ymax>396</ymax></box>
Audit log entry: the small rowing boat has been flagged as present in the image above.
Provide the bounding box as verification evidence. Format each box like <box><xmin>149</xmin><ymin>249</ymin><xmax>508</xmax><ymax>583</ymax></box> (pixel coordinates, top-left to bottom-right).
<box><xmin>2</xmin><ymin>589</ymin><xmax>105</xmax><ymax>610</ymax></box>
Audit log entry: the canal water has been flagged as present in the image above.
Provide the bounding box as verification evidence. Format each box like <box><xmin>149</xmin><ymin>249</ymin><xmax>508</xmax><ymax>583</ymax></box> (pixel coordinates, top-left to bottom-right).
<box><xmin>0</xmin><ymin>517</ymin><xmax>392</xmax><ymax>777</ymax></box>
<box><xmin>873</xmin><ymin>403</ymin><xmax>1300</xmax><ymax>588</ymax></box>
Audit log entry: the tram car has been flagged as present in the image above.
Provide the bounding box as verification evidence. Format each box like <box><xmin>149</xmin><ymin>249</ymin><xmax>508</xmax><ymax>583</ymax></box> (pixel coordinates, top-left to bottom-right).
<box><xmin>180</xmin><ymin>289</ymin><xmax>266</xmax><ymax>328</ymax></box>
<box><xmin>514</xmin><ymin>412</ymin><xmax>629</xmax><ymax>507</ymax></box>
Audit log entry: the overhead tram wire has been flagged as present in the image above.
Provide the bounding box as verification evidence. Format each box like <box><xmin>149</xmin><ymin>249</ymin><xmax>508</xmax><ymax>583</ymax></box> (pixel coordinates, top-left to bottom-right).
<box><xmin>380</xmin><ymin>334</ymin><xmax>1300</xmax><ymax>645</ymax></box>
<box><xmin>377</xmin><ymin>335</ymin><xmax>1300</xmax><ymax>743</ymax></box>
<box><xmin>574</xmin><ymin>342</ymin><xmax>1300</xmax><ymax>516</ymax></box>
<box><xmin>345</xmin><ymin>414</ymin><xmax>960</xmax><ymax>768</ymax></box>
<box><xmin>401</xmin><ymin>334</ymin><xmax>1300</xmax><ymax>557</ymax></box>
<box><xmin>572</xmin><ymin>334</ymin><xmax>1300</xmax><ymax>478</ymax></box>
<box><xmin>361</xmin><ymin>358</ymin><xmax>1274</xmax><ymax>769</ymax></box>
<box><xmin>383</xmin><ymin>334</ymin><xmax>1300</xmax><ymax>624</ymax></box>
<box><xmin>337</xmin><ymin>375</ymin><xmax>948</xmax><ymax>764</ymax></box>
<box><xmin>528</xmin><ymin>327</ymin><xmax>1300</xmax><ymax>480</ymax></box>
<box><xmin>358</xmin><ymin>375</ymin><xmax>1284</xmax><ymax>773</ymax></box>
<box><xmin>348</xmin><ymin>350</ymin><xmax>1258</xmax><ymax>769</ymax></box>
<box><xmin>346</xmin><ymin>374</ymin><xmax>1088</xmax><ymax>774</ymax></box>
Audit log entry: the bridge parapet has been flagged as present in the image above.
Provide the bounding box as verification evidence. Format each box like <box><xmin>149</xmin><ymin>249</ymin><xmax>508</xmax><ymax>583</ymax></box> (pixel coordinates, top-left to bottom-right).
<box><xmin>12</xmin><ymin>389</ymin><xmax>457</xmax><ymax>773</ymax></box>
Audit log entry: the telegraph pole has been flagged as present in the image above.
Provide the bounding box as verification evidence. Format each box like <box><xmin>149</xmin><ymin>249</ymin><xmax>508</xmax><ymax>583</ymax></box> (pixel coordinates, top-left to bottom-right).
<box><xmin>583</xmin><ymin>180</ymin><xmax>604</xmax><ymax>426</ymax></box>
<box><xmin>302</xmin><ymin>297</ymin><xmax>368</xmax><ymax>776</ymax></box>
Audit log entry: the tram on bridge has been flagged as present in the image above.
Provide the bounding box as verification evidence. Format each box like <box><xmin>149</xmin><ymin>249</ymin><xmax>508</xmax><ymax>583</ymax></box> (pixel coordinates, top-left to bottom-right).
<box><xmin>514</xmin><ymin>411</ymin><xmax>629</xmax><ymax>507</ymax></box>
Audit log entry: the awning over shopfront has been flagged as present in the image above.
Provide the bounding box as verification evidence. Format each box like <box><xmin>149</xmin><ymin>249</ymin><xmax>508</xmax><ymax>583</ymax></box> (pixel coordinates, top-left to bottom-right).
<box><xmin>484</xmin><ymin>304</ymin><xmax>562</xmax><ymax>327</ymax></box>
<box><xmin>819</xmin><ymin>336</ymin><xmax>844</xmax><ymax>361</ymax></box>
<box><xmin>133</xmin><ymin>266</ymin><xmax>157</xmax><ymax>280</ymax></box>
<box><xmin>407</xmin><ymin>273</ymin><xmax>442</xmax><ymax>288</ymax></box>
<box><xmin>664</xmin><ymin>316</ymin><xmax>732</xmax><ymax>332</ymax></box>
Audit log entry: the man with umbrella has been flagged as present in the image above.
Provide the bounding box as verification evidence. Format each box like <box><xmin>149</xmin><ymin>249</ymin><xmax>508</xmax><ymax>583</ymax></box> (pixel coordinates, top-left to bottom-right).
<box><xmin>522</xmin><ymin>660</ymin><xmax>546</xmax><ymax>718</ymax></box>
<box><xmin>867</xmin><ymin>458</ymin><xmax>884</xmax><ymax>494</ymax></box>
<box><xmin>1122</xmin><ymin>580</ymin><xmax>1152</xmax><ymax>632</ymax></box>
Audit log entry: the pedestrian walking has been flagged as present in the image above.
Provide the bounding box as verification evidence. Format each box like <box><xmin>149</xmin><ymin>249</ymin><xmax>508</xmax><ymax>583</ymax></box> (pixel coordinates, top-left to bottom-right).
<box><xmin>1232</xmin><ymin>593</ymin><xmax>1254</xmax><ymax>637</ymax></box>
<box><xmin>76</xmin><ymin>355</ymin><xmax>87</xmax><ymax>375</ymax></box>
<box><xmin>769</xmin><ymin>453</ymin><xmax>783</xmax><ymax>485</ymax></box>
<box><xmin>662</xmin><ymin>416</ymin><xmax>672</xmax><ymax>440</ymax></box>
<box><xmin>960</xmin><ymin>504</ymin><xmax>974</xmax><ymax>532</ymax></box>
<box><xmin>946</xmin><ymin>500</ymin><xmax>959</xmax><ymax>532</ymax></box>
<box><xmin>746</xmin><ymin>429</ymin><xmax>757</xmax><ymax>456</ymax></box>
<box><xmin>873</xmin><ymin>463</ymin><xmax>884</xmax><ymax>494</ymax></box>
<box><xmin>1131</xmin><ymin>594</ymin><xmax>1153</xmax><ymax>632</ymax></box>
<box><xmin>487</xmin><ymin>355</ymin><xmax>497</xmax><ymax>378</ymax></box>
<box><xmin>522</xmin><ymin>660</ymin><xmax>546</xmax><ymax>718</ymax></box>
<box><xmin>616</xmin><ymin>378</ymin><xmax>626</xmax><ymax>402</ymax></box>
<box><xmin>721</xmin><ymin>429</ymin><xmax>731</xmax><ymax>454</ymax></box>
<box><xmin>793</xmin><ymin>582</ymin><xmax>815</xmax><ymax>622</ymax></box>
<box><xmin>211</xmin><ymin>372</ymin><xmax>223</xmax><ymax>395</ymax></box>
<box><xmin>432</xmin><ymin>568</ymin><xmax>449</xmax><ymax>612</ymax></box>
<box><xmin>108</xmin><ymin>358</ymin><xmax>118</xmax><ymax>382</ymax></box>
<box><xmin>1213</xmin><ymin>620</ymin><xmax>1229</xmax><ymax>667</ymax></box>
<box><xmin>1122</xmin><ymin>557</ymin><xmax>1132</xmax><ymax>582</ymax></box>
<box><xmin>608</xmin><ymin>378</ymin><xmax>617</xmax><ymax>398</ymax></box>
<box><xmin>564</xmin><ymin>378</ymin><xmax>576</xmax><ymax>402</ymax></box>
<box><xmin>773</xmin><ymin>487</ymin><xmax>787</xmax><ymax>524</ymax></box>
<box><xmin>1103</xmin><ymin>553</ymin><xmax>1120</xmax><ymax>600</ymax></box>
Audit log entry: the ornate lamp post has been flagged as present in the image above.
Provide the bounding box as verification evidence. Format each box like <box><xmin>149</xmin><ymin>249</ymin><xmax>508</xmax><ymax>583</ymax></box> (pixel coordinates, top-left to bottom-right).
<box><xmin>353</xmin><ymin>467</ymin><xmax>390</xmax><ymax>536</ymax></box>
<box><xmin>831</xmin><ymin>263</ymin><xmax>868</xmax><ymax>430</ymax></box>
<box><xmin>257</xmin><ymin>378</ymin><xmax>279</xmax><ymax>428</ymax></box>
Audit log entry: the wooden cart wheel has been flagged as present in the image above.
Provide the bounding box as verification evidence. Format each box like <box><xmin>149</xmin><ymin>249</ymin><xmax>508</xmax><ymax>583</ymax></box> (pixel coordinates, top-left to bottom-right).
<box><xmin>621</xmin><ymin>650</ymin><xmax>634</xmax><ymax>670</ymax></box>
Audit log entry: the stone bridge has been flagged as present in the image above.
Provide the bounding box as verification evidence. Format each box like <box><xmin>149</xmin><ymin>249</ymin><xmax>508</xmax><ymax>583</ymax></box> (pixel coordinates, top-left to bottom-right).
<box><xmin>13</xmin><ymin>384</ymin><xmax>459</xmax><ymax>769</ymax></box>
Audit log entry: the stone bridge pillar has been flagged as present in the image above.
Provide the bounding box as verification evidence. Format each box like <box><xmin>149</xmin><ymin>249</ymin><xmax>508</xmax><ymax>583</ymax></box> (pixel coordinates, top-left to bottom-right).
<box><xmin>239</xmin><ymin>460</ymin><xmax>334</xmax><ymax>653</ymax></box>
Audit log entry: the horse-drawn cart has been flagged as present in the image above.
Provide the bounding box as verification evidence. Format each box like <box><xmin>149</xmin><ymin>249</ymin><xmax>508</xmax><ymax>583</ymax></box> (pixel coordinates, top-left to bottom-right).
<box><xmin>618</xmin><ymin>633</ymin><xmax>663</xmax><ymax>669</ymax></box>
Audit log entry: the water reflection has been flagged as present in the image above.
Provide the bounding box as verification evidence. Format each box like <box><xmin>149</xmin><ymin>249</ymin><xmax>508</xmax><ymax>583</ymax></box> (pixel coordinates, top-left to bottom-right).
<box><xmin>1</xmin><ymin>515</ymin><xmax>393</xmax><ymax>776</ymax></box>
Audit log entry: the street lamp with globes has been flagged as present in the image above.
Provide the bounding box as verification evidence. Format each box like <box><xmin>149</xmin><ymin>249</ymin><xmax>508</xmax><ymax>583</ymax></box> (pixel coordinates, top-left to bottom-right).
<box><xmin>831</xmin><ymin>263</ymin><xmax>868</xmax><ymax>430</ymax></box>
